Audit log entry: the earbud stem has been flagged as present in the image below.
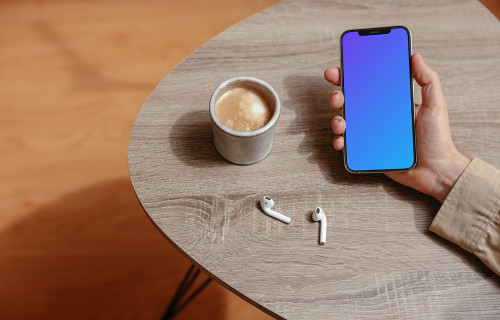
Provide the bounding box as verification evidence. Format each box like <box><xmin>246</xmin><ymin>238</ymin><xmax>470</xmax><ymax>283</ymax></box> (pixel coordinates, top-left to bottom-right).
<box><xmin>319</xmin><ymin>217</ymin><xmax>327</xmax><ymax>245</ymax></box>
<box><xmin>266</xmin><ymin>209</ymin><xmax>291</xmax><ymax>224</ymax></box>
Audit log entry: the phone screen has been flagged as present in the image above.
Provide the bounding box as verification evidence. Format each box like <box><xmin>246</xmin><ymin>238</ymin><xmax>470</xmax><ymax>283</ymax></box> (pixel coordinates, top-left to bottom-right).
<box><xmin>341</xmin><ymin>26</ymin><xmax>416</xmax><ymax>172</ymax></box>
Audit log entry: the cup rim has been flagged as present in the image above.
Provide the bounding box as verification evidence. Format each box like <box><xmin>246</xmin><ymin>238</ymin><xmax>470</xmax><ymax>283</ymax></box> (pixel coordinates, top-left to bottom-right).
<box><xmin>209</xmin><ymin>76</ymin><xmax>280</xmax><ymax>137</ymax></box>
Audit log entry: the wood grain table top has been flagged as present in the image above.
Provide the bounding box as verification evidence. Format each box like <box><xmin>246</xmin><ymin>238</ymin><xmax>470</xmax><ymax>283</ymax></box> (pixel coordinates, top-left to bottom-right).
<box><xmin>128</xmin><ymin>0</ymin><xmax>500</xmax><ymax>318</ymax></box>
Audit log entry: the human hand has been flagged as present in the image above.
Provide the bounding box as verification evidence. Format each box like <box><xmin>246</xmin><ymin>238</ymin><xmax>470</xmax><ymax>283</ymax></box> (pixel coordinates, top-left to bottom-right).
<box><xmin>324</xmin><ymin>53</ymin><xmax>470</xmax><ymax>203</ymax></box>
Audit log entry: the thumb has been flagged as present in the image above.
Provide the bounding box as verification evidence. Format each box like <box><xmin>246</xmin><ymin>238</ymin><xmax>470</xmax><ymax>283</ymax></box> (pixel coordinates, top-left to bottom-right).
<box><xmin>412</xmin><ymin>53</ymin><xmax>446</xmax><ymax>107</ymax></box>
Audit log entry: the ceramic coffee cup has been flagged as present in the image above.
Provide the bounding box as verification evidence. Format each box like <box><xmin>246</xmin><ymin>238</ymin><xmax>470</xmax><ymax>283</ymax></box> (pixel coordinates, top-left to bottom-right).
<box><xmin>209</xmin><ymin>76</ymin><xmax>280</xmax><ymax>165</ymax></box>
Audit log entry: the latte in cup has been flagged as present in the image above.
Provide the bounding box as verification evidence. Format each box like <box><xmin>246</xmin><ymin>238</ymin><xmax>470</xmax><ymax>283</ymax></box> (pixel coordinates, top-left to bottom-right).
<box><xmin>209</xmin><ymin>76</ymin><xmax>280</xmax><ymax>165</ymax></box>
<box><xmin>214</xmin><ymin>87</ymin><xmax>273</xmax><ymax>132</ymax></box>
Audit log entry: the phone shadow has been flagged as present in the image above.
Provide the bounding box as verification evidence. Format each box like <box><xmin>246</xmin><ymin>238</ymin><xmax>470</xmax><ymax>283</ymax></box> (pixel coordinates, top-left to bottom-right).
<box><xmin>282</xmin><ymin>73</ymin><xmax>384</xmax><ymax>187</ymax></box>
<box><xmin>283</xmin><ymin>72</ymin><xmax>498</xmax><ymax>286</ymax></box>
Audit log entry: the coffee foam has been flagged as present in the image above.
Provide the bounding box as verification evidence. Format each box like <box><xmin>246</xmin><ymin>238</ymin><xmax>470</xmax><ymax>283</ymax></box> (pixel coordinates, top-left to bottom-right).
<box><xmin>215</xmin><ymin>87</ymin><xmax>273</xmax><ymax>132</ymax></box>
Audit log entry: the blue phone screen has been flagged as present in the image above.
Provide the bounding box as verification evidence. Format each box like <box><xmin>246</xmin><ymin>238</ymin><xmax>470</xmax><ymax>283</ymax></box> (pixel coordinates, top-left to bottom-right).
<box><xmin>341</xmin><ymin>27</ymin><xmax>415</xmax><ymax>172</ymax></box>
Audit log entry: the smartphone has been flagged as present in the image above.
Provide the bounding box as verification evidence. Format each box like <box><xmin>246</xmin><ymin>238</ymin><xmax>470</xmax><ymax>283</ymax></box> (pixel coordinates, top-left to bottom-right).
<box><xmin>340</xmin><ymin>26</ymin><xmax>416</xmax><ymax>173</ymax></box>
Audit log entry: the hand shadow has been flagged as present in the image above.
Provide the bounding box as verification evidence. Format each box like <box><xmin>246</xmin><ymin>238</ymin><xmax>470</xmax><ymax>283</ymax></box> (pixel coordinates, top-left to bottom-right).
<box><xmin>282</xmin><ymin>73</ymin><xmax>383</xmax><ymax>187</ymax></box>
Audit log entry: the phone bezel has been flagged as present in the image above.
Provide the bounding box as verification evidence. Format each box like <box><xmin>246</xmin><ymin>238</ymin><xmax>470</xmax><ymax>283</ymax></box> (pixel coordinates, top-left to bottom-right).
<box><xmin>339</xmin><ymin>25</ymin><xmax>417</xmax><ymax>174</ymax></box>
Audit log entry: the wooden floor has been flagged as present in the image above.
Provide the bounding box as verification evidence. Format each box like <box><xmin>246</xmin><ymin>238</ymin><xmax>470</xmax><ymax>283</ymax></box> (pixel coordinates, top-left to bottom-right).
<box><xmin>0</xmin><ymin>0</ymin><xmax>497</xmax><ymax>319</ymax></box>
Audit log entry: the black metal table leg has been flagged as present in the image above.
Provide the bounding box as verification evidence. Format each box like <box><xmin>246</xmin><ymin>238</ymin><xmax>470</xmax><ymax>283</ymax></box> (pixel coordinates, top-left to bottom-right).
<box><xmin>162</xmin><ymin>264</ymin><xmax>212</xmax><ymax>319</ymax></box>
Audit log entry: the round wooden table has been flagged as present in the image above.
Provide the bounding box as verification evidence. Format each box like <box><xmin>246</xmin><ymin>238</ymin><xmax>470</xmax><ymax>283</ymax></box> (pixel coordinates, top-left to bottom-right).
<box><xmin>128</xmin><ymin>0</ymin><xmax>500</xmax><ymax>318</ymax></box>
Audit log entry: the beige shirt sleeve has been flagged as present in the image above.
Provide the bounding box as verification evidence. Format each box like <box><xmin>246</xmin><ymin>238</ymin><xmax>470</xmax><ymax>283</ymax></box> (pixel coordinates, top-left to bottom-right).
<box><xmin>430</xmin><ymin>158</ymin><xmax>500</xmax><ymax>276</ymax></box>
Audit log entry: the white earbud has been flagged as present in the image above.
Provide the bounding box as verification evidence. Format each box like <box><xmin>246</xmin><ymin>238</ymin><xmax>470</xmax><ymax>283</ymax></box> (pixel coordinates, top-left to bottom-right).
<box><xmin>312</xmin><ymin>207</ymin><xmax>327</xmax><ymax>245</ymax></box>
<box><xmin>260</xmin><ymin>196</ymin><xmax>291</xmax><ymax>224</ymax></box>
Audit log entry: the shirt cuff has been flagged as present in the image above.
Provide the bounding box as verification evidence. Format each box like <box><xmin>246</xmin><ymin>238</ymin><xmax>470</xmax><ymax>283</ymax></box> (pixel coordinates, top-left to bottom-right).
<box><xmin>430</xmin><ymin>158</ymin><xmax>500</xmax><ymax>253</ymax></box>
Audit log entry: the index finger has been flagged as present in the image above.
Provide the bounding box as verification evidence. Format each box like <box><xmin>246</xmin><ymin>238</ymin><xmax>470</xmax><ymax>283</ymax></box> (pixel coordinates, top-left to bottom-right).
<box><xmin>324</xmin><ymin>67</ymin><xmax>341</xmax><ymax>86</ymax></box>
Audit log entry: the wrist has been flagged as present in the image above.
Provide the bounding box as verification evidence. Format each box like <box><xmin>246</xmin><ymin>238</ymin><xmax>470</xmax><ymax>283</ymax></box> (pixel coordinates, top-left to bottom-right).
<box><xmin>432</xmin><ymin>152</ymin><xmax>471</xmax><ymax>203</ymax></box>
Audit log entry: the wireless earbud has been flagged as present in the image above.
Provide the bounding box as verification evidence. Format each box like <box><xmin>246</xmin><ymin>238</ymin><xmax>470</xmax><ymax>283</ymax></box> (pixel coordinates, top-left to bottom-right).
<box><xmin>312</xmin><ymin>207</ymin><xmax>327</xmax><ymax>245</ymax></box>
<box><xmin>260</xmin><ymin>196</ymin><xmax>291</xmax><ymax>224</ymax></box>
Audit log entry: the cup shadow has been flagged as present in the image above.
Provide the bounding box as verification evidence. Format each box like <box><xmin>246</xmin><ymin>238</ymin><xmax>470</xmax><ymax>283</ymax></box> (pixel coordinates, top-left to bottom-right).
<box><xmin>169</xmin><ymin>110</ymin><xmax>228</xmax><ymax>168</ymax></box>
<box><xmin>0</xmin><ymin>178</ymin><xmax>227</xmax><ymax>319</ymax></box>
